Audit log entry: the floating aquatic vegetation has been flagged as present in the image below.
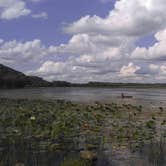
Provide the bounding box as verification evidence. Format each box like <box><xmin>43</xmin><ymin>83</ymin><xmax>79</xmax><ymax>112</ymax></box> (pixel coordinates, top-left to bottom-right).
<box><xmin>0</xmin><ymin>98</ymin><xmax>165</xmax><ymax>165</ymax></box>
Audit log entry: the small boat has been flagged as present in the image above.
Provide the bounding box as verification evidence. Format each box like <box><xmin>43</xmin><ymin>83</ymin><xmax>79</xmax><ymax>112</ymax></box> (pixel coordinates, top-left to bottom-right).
<box><xmin>121</xmin><ymin>93</ymin><xmax>133</xmax><ymax>99</ymax></box>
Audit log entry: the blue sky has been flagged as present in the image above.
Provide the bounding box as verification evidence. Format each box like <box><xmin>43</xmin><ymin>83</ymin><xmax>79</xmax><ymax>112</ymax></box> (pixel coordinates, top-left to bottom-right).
<box><xmin>0</xmin><ymin>0</ymin><xmax>166</xmax><ymax>83</ymax></box>
<box><xmin>0</xmin><ymin>0</ymin><xmax>114</xmax><ymax>45</ymax></box>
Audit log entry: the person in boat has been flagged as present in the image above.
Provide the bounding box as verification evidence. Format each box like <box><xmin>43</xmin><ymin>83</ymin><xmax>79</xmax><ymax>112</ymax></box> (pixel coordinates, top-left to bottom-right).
<box><xmin>121</xmin><ymin>93</ymin><xmax>133</xmax><ymax>98</ymax></box>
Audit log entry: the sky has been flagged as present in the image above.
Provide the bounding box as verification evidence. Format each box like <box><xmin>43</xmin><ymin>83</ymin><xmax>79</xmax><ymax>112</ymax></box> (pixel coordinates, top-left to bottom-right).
<box><xmin>0</xmin><ymin>0</ymin><xmax>166</xmax><ymax>83</ymax></box>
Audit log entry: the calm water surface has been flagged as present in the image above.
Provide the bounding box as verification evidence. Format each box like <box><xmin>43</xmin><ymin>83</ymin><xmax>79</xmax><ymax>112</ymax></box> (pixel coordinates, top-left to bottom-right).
<box><xmin>0</xmin><ymin>87</ymin><xmax>166</xmax><ymax>107</ymax></box>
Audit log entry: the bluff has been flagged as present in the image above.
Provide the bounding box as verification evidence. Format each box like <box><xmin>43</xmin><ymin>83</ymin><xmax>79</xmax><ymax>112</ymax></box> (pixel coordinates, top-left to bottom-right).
<box><xmin>0</xmin><ymin>64</ymin><xmax>50</xmax><ymax>88</ymax></box>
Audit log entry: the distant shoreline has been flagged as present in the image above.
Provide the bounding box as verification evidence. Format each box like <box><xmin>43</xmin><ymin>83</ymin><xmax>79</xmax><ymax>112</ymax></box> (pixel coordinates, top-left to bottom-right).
<box><xmin>0</xmin><ymin>83</ymin><xmax>166</xmax><ymax>90</ymax></box>
<box><xmin>1</xmin><ymin>64</ymin><xmax>166</xmax><ymax>89</ymax></box>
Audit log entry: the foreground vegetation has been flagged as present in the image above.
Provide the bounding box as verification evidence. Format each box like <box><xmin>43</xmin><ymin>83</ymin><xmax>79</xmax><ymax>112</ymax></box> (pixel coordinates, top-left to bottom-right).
<box><xmin>0</xmin><ymin>98</ymin><xmax>165</xmax><ymax>166</ymax></box>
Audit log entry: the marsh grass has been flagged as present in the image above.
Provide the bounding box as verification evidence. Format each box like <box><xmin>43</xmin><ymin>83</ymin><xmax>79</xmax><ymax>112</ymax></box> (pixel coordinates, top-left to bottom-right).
<box><xmin>0</xmin><ymin>98</ymin><xmax>165</xmax><ymax>165</ymax></box>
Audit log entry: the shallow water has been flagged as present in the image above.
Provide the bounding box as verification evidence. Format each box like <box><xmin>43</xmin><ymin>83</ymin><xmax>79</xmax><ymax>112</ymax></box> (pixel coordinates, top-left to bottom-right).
<box><xmin>0</xmin><ymin>88</ymin><xmax>165</xmax><ymax>166</ymax></box>
<box><xmin>0</xmin><ymin>137</ymin><xmax>165</xmax><ymax>166</ymax></box>
<box><xmin>0</xmin><ymin>87</ymin><xmax>166</xmax><ymax>107</ymax></box>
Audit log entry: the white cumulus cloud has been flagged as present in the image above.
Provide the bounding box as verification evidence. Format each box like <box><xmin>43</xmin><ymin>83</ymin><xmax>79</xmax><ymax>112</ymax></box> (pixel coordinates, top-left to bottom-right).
<box><xmin>1</xmin><ymin>0</ymin><xmax>166</xmax><ymax>83</ymax></box>
<box><xmin>0</xmin><ymin>0</ymin><xmax>31</xmax><ymax>20</ymax></box>
<box><xmin>32</xmin><ymin>12</ymin><xmax>48</xmax><ymax>19</ymax></box>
